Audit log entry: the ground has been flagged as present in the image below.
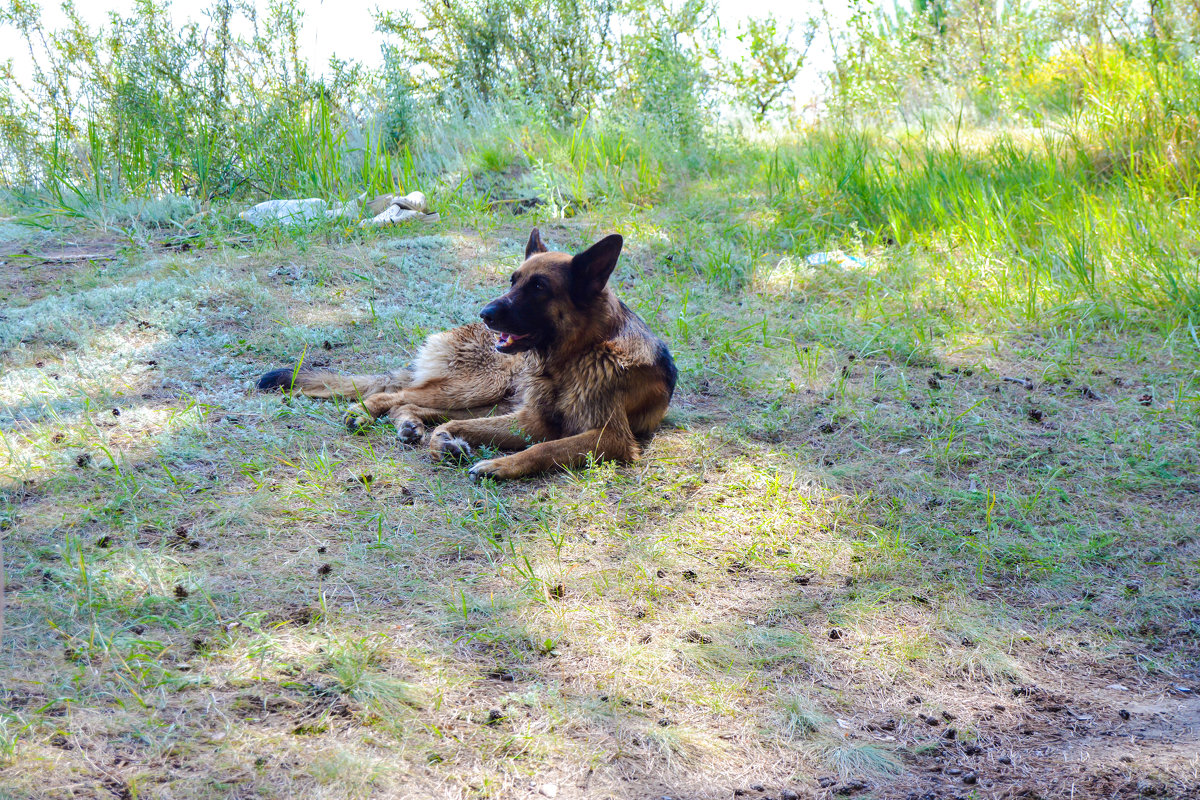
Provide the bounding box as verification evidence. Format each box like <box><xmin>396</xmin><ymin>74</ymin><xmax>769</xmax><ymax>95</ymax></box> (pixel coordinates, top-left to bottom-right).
<box><xmin>0</xmin><ymin>210</ymin><xmax>1197</xmax><ymax>800</ymax></box>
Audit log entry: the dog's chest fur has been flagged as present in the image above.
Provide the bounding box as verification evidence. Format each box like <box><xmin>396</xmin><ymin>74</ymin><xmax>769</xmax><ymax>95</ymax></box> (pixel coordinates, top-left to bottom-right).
<box><xmin>525</xmin><ymin>343</ymin><xmax>628</xmax><ymax>435</ymax></box>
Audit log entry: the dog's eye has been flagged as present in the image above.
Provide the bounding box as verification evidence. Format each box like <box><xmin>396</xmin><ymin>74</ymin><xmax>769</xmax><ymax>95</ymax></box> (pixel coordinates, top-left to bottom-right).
<box><xmin>510</xmin><ymin>273</ymin><xmax>518</xmax><ymax>286</ymax></box>
<box><xmin>530</xmin><ymin>277</ymin><xmax>547</xmax><ymax>292</ymax></box>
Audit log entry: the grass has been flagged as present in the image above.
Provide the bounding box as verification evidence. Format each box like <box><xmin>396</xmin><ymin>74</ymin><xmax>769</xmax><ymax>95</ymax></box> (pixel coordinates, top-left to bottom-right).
<box><xmin>0</xmin><ymin>118</ymin><xmax>1199</xmax><ymax>799</ymax></box>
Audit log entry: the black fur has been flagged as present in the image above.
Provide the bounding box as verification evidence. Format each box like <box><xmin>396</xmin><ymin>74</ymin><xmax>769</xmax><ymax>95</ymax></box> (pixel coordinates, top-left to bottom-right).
<box><xmin>257</xmin><ymin>368</ymin><xmax>299</xmax><ymax>391</ymax></box>
<box><xmin>655</xmin><ymin>340</ymin><xmax>678</xmax><ymax>400</ymax></box>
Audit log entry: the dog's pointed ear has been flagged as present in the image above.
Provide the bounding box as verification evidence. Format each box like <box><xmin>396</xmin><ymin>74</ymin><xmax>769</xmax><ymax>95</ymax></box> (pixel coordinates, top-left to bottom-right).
<box><xmin>525</xmin><ymin>228</ymin><xmax>547</xmax><ymax>259</ymax></box>
<box><xmin>570</xmin><ymin>234</ymin><xmax>623</xmax><ymax>305</ymax></box>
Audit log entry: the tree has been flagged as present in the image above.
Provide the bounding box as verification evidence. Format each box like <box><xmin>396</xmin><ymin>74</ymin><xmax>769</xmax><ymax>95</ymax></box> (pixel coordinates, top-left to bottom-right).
<box><xmin>725</xmin><ymin>14</ymin><xmax>816</xmax><ymax>124</ymax></box>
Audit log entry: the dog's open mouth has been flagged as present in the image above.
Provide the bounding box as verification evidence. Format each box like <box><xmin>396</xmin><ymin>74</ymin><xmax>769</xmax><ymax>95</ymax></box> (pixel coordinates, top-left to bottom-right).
<box><xmin>493</xmin><ymin>330</ymin><xmax>528</xmax><ymax>351</ymax></box>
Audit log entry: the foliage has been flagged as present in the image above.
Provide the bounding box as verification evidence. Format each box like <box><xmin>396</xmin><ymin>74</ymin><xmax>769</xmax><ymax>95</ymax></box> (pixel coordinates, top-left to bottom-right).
<box><xmin>613</xmin><ymin>0</ymin><xmax>716</xmax><ymax>144</ymax></box>
<box><xmin>374</xmin><ymin>0</ymin><xmax>619</xmax><ymax>124</ymax></box>
<box><xmin>723</xmin><ymin>14</ymin><xmax>816</xmax><ymax>123</ymax></box>
<box><xmin>763</xmin><ymin>127</ymin><xmax>1200</xmax><ymax>320</ymax></box>
<box><xmin>0</xmin><ymin>0</ymin><xmax>401</xmax><ymax>203</ymax></box>
<box><xmin>378</xmin><ymin>47</ymin><xmax>417</xmax><ymax>152</ymax></box>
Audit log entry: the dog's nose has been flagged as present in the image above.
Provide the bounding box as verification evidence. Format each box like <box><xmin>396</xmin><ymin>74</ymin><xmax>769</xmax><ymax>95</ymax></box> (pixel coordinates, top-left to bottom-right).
<box><xmin>480</xmin><ymin>302</ymin><xmax>499</xmax><ymax>327</ymax></box>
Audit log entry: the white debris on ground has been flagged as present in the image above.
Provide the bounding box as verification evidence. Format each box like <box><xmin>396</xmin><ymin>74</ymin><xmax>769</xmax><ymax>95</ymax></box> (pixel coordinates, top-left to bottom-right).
<box><xmin>238</xmin><ymin>198</ymin><xmax>358</xmax><ymax>228</ymax></box>
<box><xmin>805</xmin><ymin>249</ymin><xmax>868</xmax><ymax>268</ymax></box>
<box><xmin>238</xmin><ymin>190</ymin><xmax>438</xmax><ymax>228</ymax></box>
<box><xmin>359</xmin><ymin>191</ymin><xmax>440</xmax><ymax>227</ymax></box>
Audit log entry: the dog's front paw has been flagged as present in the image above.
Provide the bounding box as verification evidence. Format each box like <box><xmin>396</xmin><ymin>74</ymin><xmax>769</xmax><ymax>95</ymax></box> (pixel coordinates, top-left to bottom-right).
<box><xmin>468</xmin><ymin>458</ymin><xmax>522</xmax><ymax>482</ymax></box>
<box><xmin>344</xmin><ymin>408</ymin><xmax>374</xmax><ymax>433</ymax></box>
<box><xmin>395</xmin><ymin>419</ymin><xmax>425</xmax><ymax>445</ymax></box>
<box><xmin>431</xmin><ymin>429</ymin><xmax>472</xmax><ymax>462</ymax></box>
<box><xmin>468</xmin><ymin>459</ymin><xmax>500</xmax><ymax>482</ymax></box>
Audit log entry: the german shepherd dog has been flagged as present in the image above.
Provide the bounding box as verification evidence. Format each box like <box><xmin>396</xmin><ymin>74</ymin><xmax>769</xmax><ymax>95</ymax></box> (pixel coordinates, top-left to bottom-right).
<box><xmin>257</xmin><ymin>229</ymin><xmax>677</xmax><ymax>480</ymax></box>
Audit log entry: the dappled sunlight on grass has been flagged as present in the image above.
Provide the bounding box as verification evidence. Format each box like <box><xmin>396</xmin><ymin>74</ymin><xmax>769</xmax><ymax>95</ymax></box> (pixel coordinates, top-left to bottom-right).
<box><xmin>1</xmin><ymin>212</ymin><xmax>1197</xmax><ymax>798</ymax></box>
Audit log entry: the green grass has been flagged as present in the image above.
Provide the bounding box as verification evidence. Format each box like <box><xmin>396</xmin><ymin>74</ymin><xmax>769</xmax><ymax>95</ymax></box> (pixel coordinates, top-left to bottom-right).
<box><xmin>1</xmin><ymin>165</ymin><xmax>1197</xmax><ymax>796</ymax></box>
<box><xmin>3</xmin><ymin>5</ymin><xmax>1200</xmax><ymax>794</ymax></box>
<box><xmin>1</xmin><ymin>84</ymin><xmax>1199</xmax><ymax>798</ymax></box>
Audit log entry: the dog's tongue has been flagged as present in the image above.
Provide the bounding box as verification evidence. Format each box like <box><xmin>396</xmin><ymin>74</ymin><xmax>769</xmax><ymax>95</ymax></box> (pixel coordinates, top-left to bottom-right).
<box><xmin>496</xmin><ymin>331</ymin><xmax>526</xmax><ymax>348</ymax></box>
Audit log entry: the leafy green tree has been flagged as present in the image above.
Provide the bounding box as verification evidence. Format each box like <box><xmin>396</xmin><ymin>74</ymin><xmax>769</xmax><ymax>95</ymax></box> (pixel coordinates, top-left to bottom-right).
<box><xmin>616</xmin><ymin>0</ymin><xmax>716</xmax><ymax>143</ymax></box>
<box><xmin>725</xmin><ymin>14</ymin><xmax>816</xmax><ymax>123</ymax></box>
<box><xmin>374</xmin><ymin>0</ymin><xmax>617</xmax><ymax>123</ymax></box>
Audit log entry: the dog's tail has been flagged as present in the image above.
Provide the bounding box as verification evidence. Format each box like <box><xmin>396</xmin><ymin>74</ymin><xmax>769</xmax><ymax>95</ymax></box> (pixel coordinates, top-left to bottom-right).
<box><xmin>256</xmin><ymin>367</ymin><xmax>413</xmax><ymax>399</ymax></box>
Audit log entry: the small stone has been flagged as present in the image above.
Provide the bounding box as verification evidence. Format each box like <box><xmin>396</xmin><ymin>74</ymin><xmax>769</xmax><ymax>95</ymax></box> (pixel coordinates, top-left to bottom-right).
<box><xmin>962</xmin><ymin>772</ymin><xmax>977</xmax><ymax>785</ymax></box>
<box><xmin>781</xmin><ymin>790</ymin><xmax>800</xmax><ymax>800</ymax></box>
<box><xmin>540</xmin><ymin>783</ymin><xmax>558</xmax><ymax>798</ymax></box>
<box><xmin>1119</xmin><ymin>709</ymin><xmax>1131</xmax><ymax>720</ymax></box>
<box><xmin>828</xmin><ymin>629</ymin><xmax>843</xmax><ymax>640</ymax></box>
<box><xmin>942</xmin><ymin>727</ymin><xmax>957</xmax><ymax>740</ymax></box>
<box><xmin>750</xmin><ymin>785</ymin><xmax>765</xmax><ymax>792</ymax></box>
<box><xmin>998</xmin><ymin>755</ymin><xmax>1012</xmax><ymax>765</ymax></box>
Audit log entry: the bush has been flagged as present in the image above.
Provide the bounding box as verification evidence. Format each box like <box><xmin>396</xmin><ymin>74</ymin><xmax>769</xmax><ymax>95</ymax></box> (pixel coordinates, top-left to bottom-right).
<box><xmin>375</xmin><ymin>0</ymin><xmax>618</xmax><ymax>124</ymax></box>
<box><xmin>0</xmin><ymin>0</ymin><xmax>403</xmax><ymax>202</ymax></box>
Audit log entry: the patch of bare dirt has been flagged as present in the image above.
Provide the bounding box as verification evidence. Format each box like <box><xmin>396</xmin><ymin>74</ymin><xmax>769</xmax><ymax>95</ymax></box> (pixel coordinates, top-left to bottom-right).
<box><xmin>0</xmin><ymin>236</ymin><xmax>124</xmax><ymax>306</ymax></box>
<box><xmin>887</xmin><ymin>680</ymin><xmax>1199</xmax><ymax>799</ymax></box>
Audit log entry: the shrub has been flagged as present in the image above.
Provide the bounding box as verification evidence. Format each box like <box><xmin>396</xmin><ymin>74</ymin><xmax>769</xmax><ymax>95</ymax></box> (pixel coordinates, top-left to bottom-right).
<box><xmin>375</xmin><ymin>0</ymin><xmax>618</xmax><ymax>124</ymax></box>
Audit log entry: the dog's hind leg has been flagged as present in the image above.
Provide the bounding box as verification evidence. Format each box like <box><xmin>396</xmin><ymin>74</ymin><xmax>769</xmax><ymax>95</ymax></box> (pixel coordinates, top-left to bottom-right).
<box><xmin>346</xmin><ymin>372</ymin><xmax>516</xmax><ymax>426</ymax></box>
<box><xmin>387</xmin><ymin>401</ymin><xmax>517</xmax><ymax>444</ymax></box>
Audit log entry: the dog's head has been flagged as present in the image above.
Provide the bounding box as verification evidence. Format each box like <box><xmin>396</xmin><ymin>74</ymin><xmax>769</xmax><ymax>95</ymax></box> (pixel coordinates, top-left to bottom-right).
<box><xmin>480</xmin><ymin>228</ymin><xmax>623</xmax><ymax>354</ymax></box>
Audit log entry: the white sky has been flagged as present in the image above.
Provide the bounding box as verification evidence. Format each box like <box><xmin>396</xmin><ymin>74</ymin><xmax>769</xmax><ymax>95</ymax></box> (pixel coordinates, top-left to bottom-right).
<box><xmin>0</xmin><ymin>0</ymin><xmax>845</xmax><ymax>85</ymax></box>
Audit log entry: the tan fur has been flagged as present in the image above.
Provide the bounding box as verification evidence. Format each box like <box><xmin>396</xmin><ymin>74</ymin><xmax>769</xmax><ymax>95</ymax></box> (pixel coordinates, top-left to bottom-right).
<box><xmin>288</xmin><ymin>369</ymin><xmax>413</xmax><ymax>399</ymax></box>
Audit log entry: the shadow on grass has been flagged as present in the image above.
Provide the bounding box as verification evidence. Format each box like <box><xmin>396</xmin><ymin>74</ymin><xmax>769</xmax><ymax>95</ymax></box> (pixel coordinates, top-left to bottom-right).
<box><xmin>1</xmin><ymin>226</ymin><xmax>1198</xmax><ymax>799</ymax></box>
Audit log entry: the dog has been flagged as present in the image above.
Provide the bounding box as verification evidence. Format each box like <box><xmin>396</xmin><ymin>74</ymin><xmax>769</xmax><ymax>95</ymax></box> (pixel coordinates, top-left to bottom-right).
<box><xmin>258</xmin><ymin>229</ymin><xmax>677</xmax><ymax>480</ymax></box>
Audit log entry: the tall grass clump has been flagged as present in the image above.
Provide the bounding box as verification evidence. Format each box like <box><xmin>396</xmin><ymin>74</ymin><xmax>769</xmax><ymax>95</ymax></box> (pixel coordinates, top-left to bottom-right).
<box><xmin>763</xmin><ymin>126</ymin><xmax>1200</xmax><ymax>323</ymax></box>
<box><xmin>0</xmin><ymin>0</ymin><xmax>412</xmax><ymax>208</ymax></box>
<box><xmin>761</xmin><ymin>2</ymin><xmax>1200</xmax><ymax>325</ymax></box>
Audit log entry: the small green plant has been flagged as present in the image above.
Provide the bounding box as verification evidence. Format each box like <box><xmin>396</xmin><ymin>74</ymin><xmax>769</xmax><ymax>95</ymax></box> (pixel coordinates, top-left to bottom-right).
<box><xmin>779</xmin><ymin>694</ymin><xmax>829</xmax><ymax>739</ymax></box>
